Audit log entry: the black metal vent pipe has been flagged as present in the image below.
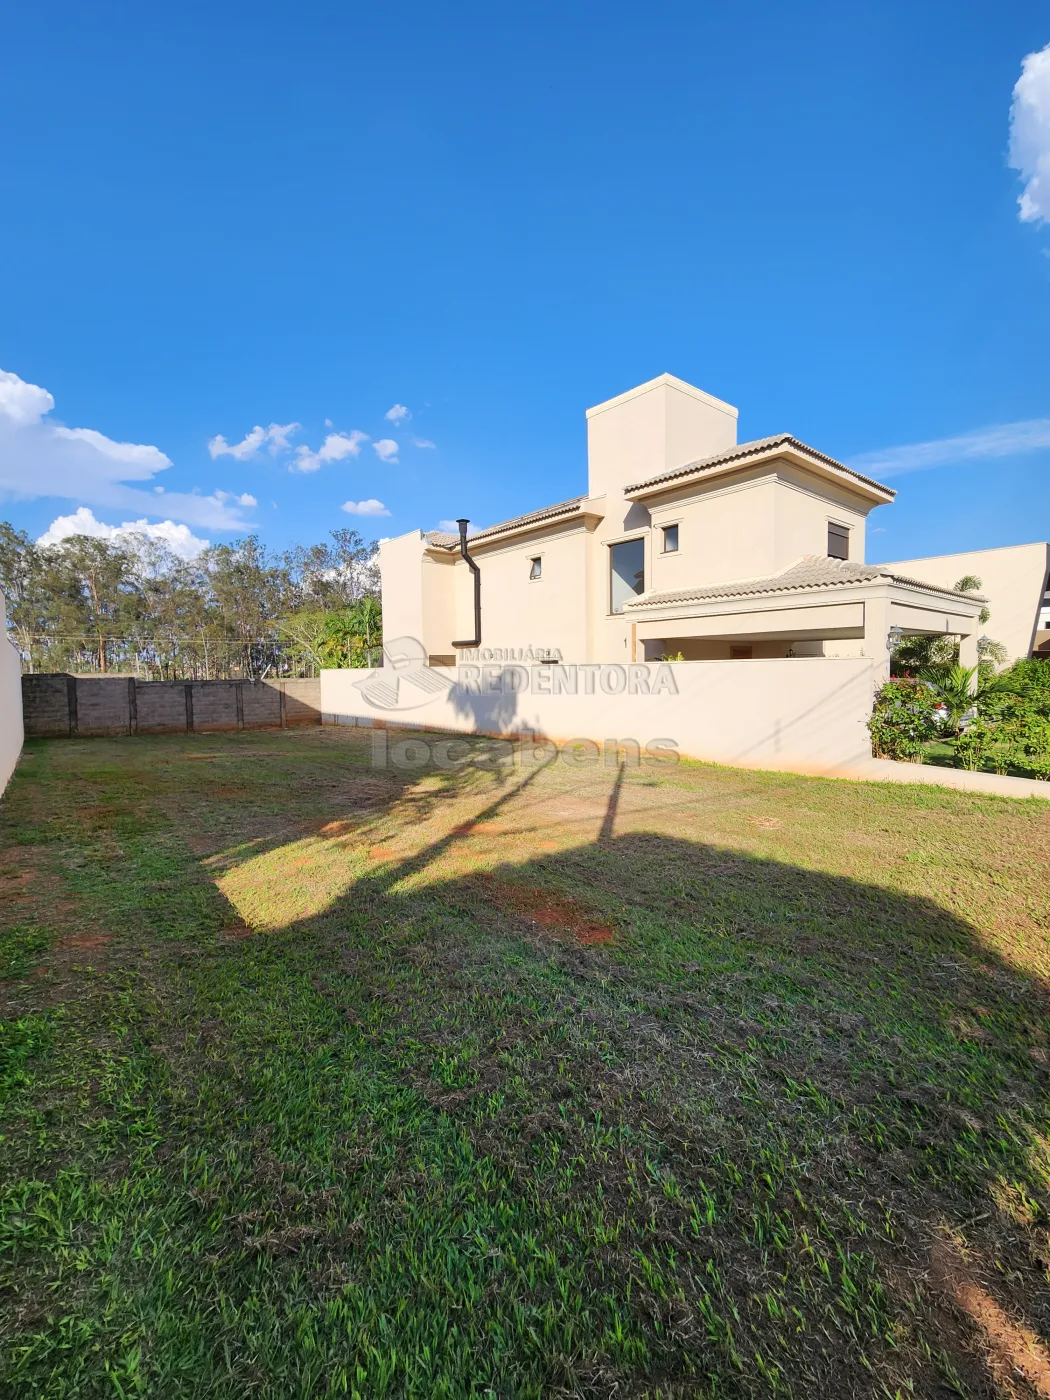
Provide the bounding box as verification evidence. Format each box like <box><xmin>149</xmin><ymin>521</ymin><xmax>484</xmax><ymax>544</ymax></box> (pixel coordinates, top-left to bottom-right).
<box><xmin>451</xmin><ymin>518</ymin><xmax>481</xmax><ymax>648</ymax></box>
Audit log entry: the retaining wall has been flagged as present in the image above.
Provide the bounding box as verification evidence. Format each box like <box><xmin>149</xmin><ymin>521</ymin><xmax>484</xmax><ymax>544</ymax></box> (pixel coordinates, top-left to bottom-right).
<box><xmin>21</xmin><ymin>675</ymin><xmax>321</xmax><ymax>738</ymax></box>
<box><xmin>320</xmin><ymin>657</ymin><xmax>878</xmax><ymax>774</ymax></box>
<box><xmin>0</xmin><ymin>589</ymin><xmax>23</xmax><ymax>793</ymax></box>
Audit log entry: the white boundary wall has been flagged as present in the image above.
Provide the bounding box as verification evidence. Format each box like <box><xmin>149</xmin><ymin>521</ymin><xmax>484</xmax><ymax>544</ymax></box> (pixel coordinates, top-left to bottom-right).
<box><xmin>321</xmin><ymin>657</ymin><xmax>878</xmax><ymax>774</ymax></box>
<box><xmin>0</xmin><ymin>589</ymin><xmax>24</xmax><ymax>795</ymax></box>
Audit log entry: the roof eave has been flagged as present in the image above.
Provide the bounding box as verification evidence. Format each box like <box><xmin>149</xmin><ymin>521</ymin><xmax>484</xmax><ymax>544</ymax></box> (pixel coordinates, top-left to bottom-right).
<box><xmin>465</xmin><ymin>503</ymin><xmax>605</xmax><ymax>550</ymax></box>
<box><xmin>624</xmin><ymin>575</ymin><xmax>986</xmax><ymax>616</ymax></box>
<box><xmin>625</xmin><ymin>445</ymin><xmax>895</xmax><ymax>505</ymax></box>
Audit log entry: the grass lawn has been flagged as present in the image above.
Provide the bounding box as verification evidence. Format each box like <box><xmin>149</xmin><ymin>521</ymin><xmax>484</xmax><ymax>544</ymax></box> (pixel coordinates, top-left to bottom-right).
<box><xmin>3</xmin><ymin>728</ymin><xmax>1050</xmax><ymax>1398</ymax></box>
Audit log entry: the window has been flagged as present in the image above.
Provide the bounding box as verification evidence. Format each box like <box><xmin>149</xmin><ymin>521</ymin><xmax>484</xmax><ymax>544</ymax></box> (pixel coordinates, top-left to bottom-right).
<box><xmin>610</xmin><ymin>538</ymin><xmax>645</xmax><ymax>613</ymax></box>
<box><xmin>529</xmin><ymin>556</ymin><xmax>542</xmax><ymax>580</ymax></box>
<box><xmin>827</xmin><ymin>523</ymin><xmax>850</xmax><ymax>560</ymax></box>
<box><xmin>662</xmin><ymin>523</ymin><xmax>679</xmax><ymax>553</ymax></box>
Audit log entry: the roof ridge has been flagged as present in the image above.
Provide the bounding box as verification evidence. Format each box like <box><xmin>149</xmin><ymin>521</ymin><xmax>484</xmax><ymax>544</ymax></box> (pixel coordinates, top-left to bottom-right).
<box><xmin>624</xmin><ymin>434</ymin><xmax>894</xmax><ymax>498</ymax></box>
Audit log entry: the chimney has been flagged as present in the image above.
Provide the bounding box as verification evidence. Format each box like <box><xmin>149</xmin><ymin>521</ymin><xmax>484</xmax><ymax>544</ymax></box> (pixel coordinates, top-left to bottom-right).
<box><xmin>585</xmin><ymin>373</ymin><xmax>738</xmax><ymax>501</ymax></box>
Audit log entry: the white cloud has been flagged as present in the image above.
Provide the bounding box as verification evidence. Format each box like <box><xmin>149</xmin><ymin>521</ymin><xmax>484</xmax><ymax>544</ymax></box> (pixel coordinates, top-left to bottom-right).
<box><xmin>341</xmin><ymin>498</ymin><xmax>391</xmax><ymax>517</ymax></box>
<box><xmin>385</xmin><ymin>403</ymin><xmax>410</xmax><ymax>422</ymax></box>
<box><xmin>437</xmin><ymin>519</ymin><xmax>460</xmax><ymax>533</ymax></box>
<box><xmin>37</xmin><ymin>507</ymin><xmax>210</xmax><ymax>559</ymax></box>
<box><xmin>291</xmin><ymin>430</ymin><xmax>369</xmax><ymax>473</ymax></box>
<box><xmin>412</xmin><ymin>436</ymin><xmax>436</xmax><ymax>449</ymax></box>
<box><xmin>213</xmin><ymin>489</ymin><xmax>258</xmax><ymax>507</ymax></box>
<box><xmin>1010</xmin><ymin>43</ymin><xmax>1050</xmax><ymax>224</ymax></box>
<box><xmin>851</xmin><ymin>418</ymin><xmax>1050</xmax><ymax>478</ymax></box>
<box><xmin>208</xmin><ymin>421</ymin><xmax>301</xmax><ymax>460</ymax></box>
<box><xmin>0</xmin><ymin>369</ymin><xmax>54</xmax><ymax>426</ymax></box>
<box><xmin>373</xmin><ymin>438</ymin><xmax>399</xmax><ymax>464</ymax></box>
<box><xmin>266</xmin><ymin>422</ymin><xmax>300</xmax><ymax>454</ymax></box>
<box><xmin>0</xmin><ymin>367</ymin><xmax>252</xmax><ymax>530</ymax></box>
<box><xmin>52</xmin><ymin>425</ymin><xmax>170</xmax><ymax>472</ymax></box>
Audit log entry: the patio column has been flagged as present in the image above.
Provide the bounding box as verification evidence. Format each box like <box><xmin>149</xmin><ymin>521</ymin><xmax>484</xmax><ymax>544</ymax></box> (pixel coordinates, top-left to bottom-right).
<box><xmin>864</xmin><ymin>594</ymin><xmax>893</xmax><ymax>689</ymax></box>
<box><xmin>959</xmin><ymin>627</ymin><xmax>979</xmax><ymax>683</ymax></box>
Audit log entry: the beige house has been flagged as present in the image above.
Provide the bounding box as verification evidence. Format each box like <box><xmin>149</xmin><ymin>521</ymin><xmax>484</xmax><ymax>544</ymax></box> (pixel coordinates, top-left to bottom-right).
<box><xmin>379</xmin><ymin>374</ymin><xmax>1043</xmax><ymax>676</ymax></box>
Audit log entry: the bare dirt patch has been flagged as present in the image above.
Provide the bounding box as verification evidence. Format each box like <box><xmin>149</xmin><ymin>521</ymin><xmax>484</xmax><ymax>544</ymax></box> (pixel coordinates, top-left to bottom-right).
<box><xmin>475</xmin><ymin>875</ymin><xmax>615</xmax><ymax>946</ymax></box>
<box><xmin>930</xmin><ymin>1237</ymin><xmax>1050</xmax><ymax>1397</ymax></box>
<box><xmin>221</xmin><ymin>923</ymin><xmax>255</xmax><ymax>940</ymax></box>
<box><xmin>56</xmin><ymin>933</ymin><xmax>113</xmax><ymax>951</ymax></box>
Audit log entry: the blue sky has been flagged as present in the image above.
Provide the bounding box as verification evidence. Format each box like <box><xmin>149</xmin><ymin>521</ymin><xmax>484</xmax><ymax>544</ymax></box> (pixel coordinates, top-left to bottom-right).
<box><xmin>1</xmin><ymin>1</ymin><xmax>1048</xmax><ymax>565</ymax></box>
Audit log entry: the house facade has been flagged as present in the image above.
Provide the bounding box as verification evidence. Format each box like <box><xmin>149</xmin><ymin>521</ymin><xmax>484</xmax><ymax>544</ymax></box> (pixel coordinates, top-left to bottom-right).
<box><xmin>378</xmin><ymin>374</ymin><xmax>1040</xmax><ymax>676</ymax></box>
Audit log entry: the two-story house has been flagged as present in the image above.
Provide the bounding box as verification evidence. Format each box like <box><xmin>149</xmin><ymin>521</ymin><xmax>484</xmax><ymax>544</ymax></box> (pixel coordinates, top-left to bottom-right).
<box><xmin>378</xmin><ymin>374</ymin><xmax>992</xmax><ymax>669</ymax></box>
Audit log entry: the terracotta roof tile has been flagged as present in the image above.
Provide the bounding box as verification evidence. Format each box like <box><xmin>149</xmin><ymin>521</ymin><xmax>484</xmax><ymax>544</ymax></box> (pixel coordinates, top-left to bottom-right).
<box><xmin>625</xmin><ymin>555</ymin><xmax>985</xmax><ymax>609</ymax></box>
<box><xmin>625</xmin><ymin>434</ymin><xmax>894</xmax><ymax>498</ymax></box>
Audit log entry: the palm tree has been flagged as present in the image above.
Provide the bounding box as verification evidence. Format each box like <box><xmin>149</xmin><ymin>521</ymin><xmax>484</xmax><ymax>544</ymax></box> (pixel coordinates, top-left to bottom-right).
<box><xmin>955</xmin><ymin>574</ymin><xmax>990</xmax><ymax>626</ymax></box>
<box><xmin>918</xmin><ymin>663</ymin><xmax>1013</xmax><ymax>735</ymax></box>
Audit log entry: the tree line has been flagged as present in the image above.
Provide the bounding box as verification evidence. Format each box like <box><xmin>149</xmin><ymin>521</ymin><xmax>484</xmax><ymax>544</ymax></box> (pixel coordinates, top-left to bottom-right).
<box><xmin>0</xmin><ymin>522</ymin><xmax>383</xmax><ymax>679</ymax></box>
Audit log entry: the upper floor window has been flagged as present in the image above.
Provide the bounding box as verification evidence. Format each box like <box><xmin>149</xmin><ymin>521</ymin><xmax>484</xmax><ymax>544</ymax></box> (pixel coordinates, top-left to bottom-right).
<box><xmin>662</xmin><ymin>524</ymin><xmax>679</xmax><ymax>554</ymax></box>
<box><xmin>827</xmin><ymin>523</ymin><xmax>850</xmax><ymax>560</ymax></box>
<box><xmin>529</xmin><ymin>556</ymin><xmax>542</xmax><ymax>580</ymax></box>
<box><xmin>610</xmin><ymin>538</ymin><xmax>645</xmax><ymax>613</ymax></box>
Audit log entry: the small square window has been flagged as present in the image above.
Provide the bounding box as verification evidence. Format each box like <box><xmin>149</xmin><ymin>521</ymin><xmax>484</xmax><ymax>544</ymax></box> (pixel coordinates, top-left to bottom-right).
<box><xmin>529</xmin><ymin>556</ymin><xmax>542</xmax><ymax>580</ymax></box>
<box><xmin>662</xmin><ymin>524</ymin><xmax>679</xmax><ymax>553</ymax></box>
<box><xmin>827</xmin><ymin>523</ymin><xmax>850</xmax><ymax>560</ymax></box>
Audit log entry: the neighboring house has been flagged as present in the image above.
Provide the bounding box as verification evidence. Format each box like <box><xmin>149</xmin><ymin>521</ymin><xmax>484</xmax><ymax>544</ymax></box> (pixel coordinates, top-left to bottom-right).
<box><xmin>879</xmin><ymin>543</ymin><xmax>1050</xmax><ymax>667</ymax></box>
<box><xmin>379</xmin><ymin>374</ymin><xmax>998</xmax><ymax>672</ymax></box>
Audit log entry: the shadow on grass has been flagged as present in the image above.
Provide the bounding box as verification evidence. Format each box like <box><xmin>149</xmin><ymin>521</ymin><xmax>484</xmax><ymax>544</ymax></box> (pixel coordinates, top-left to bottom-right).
<box><xmin>195</xmin><ymin>751</ymin><xmax>1050</xmax><ymax>1396</ymax></box>
<box><xmin>7</xmin><ymin>731</ymin><xmax>1050</xmax><ymax>1396</ymax></box>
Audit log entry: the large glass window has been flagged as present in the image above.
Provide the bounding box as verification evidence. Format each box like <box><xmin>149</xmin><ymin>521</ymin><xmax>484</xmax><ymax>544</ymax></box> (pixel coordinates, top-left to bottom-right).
<box><xmin>610</xmin><ymin>538</ymin><xmax>645</xmax><ymax>613</ymax></box>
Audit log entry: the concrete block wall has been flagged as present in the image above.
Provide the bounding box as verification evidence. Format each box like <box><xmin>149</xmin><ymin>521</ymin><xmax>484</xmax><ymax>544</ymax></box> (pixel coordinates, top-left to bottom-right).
<box><xmin>21</xmin><ymin>675</ymin><xmax>321</xmax><ymax>738</ymax></box>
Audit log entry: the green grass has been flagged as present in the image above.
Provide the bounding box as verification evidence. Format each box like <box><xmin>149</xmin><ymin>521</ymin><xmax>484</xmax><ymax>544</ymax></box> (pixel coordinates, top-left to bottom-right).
<box><xmin>2</xmin><ymin>728</ymin><xmax>1050</xmax><ymax>1397</ymax></box>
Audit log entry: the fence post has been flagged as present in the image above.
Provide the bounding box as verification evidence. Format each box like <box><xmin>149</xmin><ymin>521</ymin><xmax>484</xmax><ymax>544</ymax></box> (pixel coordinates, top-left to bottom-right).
<box><xmin>66</xmin><ymin>675</ymin><xmax>78</xmax><ymax>738</ymax></box>
<box><xmin>280</xmin><ymin>682</ymin><xmax>287</xmax><ymax>728</ymax></box>
<box><xmin>128</xmin><ymin>678</ymin><xmax>138</xmax><ymax>736</ymax></box>
<box><xmin>235</xmin><ymin>682</ymin><xmax>244</xmax><ymax>731</ymax></box>
<box><xmin>184</xmin><ymin>683</ymin><xmax>194</xmax><ymax>734</ymax></box>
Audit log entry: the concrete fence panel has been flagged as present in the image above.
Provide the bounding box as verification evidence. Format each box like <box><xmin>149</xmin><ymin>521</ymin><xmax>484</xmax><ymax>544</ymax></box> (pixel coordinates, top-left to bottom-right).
<box><xmin>279</xmin><ymin>679</ymin><xmax>323</xmax><ymax>726</ymax></box>
<box><xmin>21</xmin><ymin>674</ymin><xmax>72</xmax><ymax>738</ymax></box>
<box><xmin>190</xmin><ymin>681</ymin><xmax>240</xmax><ymax>733</ymax></box>
<box><xmin>136</xmin><ymin>683</ymin><xmax>194</xmax><ymax>734</ymax></box>
<box><xmin>243</xmin><ymin>682</ymin><xmax>284</xmax><ymax>728</ymax></box>
<box><xmin>75</xmin><ymin>677</ymin><xmax>132</xmax><ymax>736</ymax></box>
<box><xmin>21</xmin><ymin>675</ymin><xmax>322</xmax><ymax>739</ymax></box>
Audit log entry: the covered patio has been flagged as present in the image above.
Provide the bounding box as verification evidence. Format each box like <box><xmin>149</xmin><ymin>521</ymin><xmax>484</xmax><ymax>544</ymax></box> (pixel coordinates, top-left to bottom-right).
<box><xmin>625</xmin><ymin>555</ymin><xmax>986</xmax><ymax>676</ymax></box>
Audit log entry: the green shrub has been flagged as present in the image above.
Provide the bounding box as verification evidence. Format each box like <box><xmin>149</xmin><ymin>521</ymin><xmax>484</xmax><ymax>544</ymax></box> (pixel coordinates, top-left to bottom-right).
<box><xmin>868</xmin><ymin>680</ymin><xmax>941</xmax><ymax>761</ymax></box>
<box><xmin>954</xmin><ymin>717</ymin><xmax>995</xmax><ymax>772</ymax></box>
<box><xmin>948</xmin><ymin>677</ymin><xmax>1050</xmax><ymax>778</ymax></box>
